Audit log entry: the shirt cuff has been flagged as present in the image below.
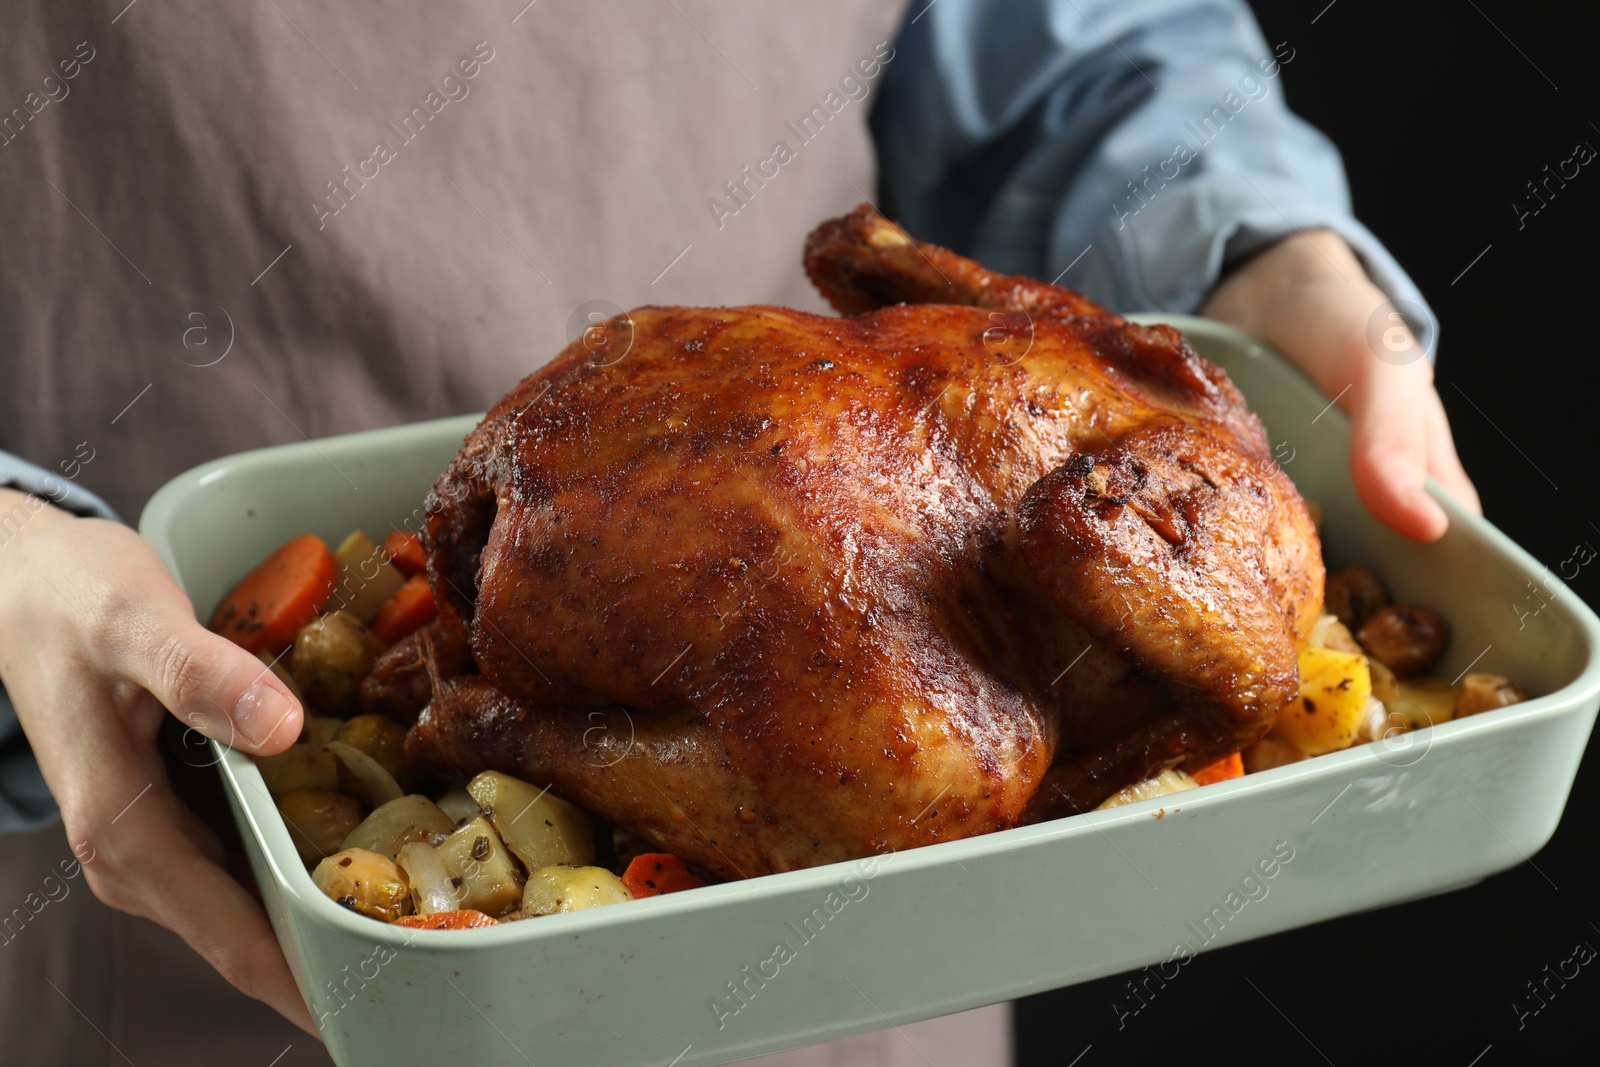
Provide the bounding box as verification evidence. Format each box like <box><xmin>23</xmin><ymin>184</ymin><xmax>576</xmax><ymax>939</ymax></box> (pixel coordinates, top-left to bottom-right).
<box><xmin>1</xmin><ymin>450</ymin><xmax>119</xmax><ymax>522</ymax></box>
<box><xmin>1084</xmin><ymin>172</ymin><xmax>1438</xmax><ymax>359</ymax></box>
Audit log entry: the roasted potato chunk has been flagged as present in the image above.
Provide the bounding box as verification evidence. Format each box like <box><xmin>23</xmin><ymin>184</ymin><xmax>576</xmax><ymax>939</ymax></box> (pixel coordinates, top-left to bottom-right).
<box><xmin>1323</xmin><ymin>565</ymin><xmax>1388</xmax><ymax>632</ymax></box>
<box><xmin>290</xmin><ymin>612</ymin><xmax>385</xmax><ymax>716</ymax></box>
<box><xmin>466</xmin><ymin>771</ymin><xmax>595</xmax><ymax>870</ymax></box>
<box><xmin>312</xmin><ymin>848</ymin><xmax>412</xmax><ymax>922</ymax></box>
<box><xmin>277</xmin><ymin>787</ymin><xmax>362</xmax><ymax>866</ymax></box>
<box><xmin>434</xmin><ymin>816</ymin><xmax>524</xmax><ymax>917</ymax></box>
<box><xmin>1357</xmin><ymin>604</ymin><xmax>1449</xmax><ymax>678</ymax></box>
<box><xmin>521</xmin><ymin>866</ymin><xmax>632</xmax><ymax>917</ymax></box>
<box><xmin>329</xmin><ymin>530</ymin><xmax>408</xmax><ymax>625</ymax></box>
<box><xmin>333</xmin><ymin>714</ymin><xmax>409</xmax><ymax>791</ymax></box>
<box><xmin>1456</xmin><ymin>673</ymin><xmax>1528</xmax><ymax>718</ymax></box>
<box><xmin>1274</xmin><ymin>644</ymin><xmax>1373</xmax><ymax>755</ymax></box>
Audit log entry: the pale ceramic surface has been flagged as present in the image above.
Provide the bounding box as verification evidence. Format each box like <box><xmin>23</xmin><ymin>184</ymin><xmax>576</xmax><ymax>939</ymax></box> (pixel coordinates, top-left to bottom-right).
<box><xmin>139</xmin><ymin>316</ymin><xmax>1600</xmax><ymax>1067</ymax></box>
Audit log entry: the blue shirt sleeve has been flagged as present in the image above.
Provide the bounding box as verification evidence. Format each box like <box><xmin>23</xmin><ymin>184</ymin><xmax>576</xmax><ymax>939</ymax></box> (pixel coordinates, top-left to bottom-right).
<box><xmin>1</xmin><ymin>451</ymin><xmax>120</xmax><ymax>832</ymax></box>
<box><xmin>872</xmin><ymin>0</ymin><xmax>1437</xmax><ymax>356</ymax></box>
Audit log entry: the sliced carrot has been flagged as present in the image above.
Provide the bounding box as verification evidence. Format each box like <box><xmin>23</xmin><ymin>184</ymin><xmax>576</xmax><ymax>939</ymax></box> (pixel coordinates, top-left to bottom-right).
<box><xmin>369</xmin><ymin>574</ymin><xmax>437</xmax><ymax>646</ymax></box>
<box><xmin>623</xmin><ymin>853</ymin><xmax>707</xmax><ymax>898</ymax></box>
<box><xmin>392</xmin><ymin>909</ymin><xmax>498</xmax><ymax>930</ymax></box>
<box><xmin>211</xmin><ymin>534</ymin><xmax>337</xmax><ymax>654</ymax></box>
<box><xmin>1190</xmin><ymin>751</ymin><xmax>1245</xmax><ymax>787</ymax></box>
<box><xmin>380</xmin><ymin>531</ymin><xmax>427</xmax><ymax>578</ymax></box>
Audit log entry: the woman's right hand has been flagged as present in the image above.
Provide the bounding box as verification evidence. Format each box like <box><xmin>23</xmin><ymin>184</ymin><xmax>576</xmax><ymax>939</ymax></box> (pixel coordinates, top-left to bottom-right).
<box><xmin>0</xmin><ymin>488</ymin><xmax>315</xmax><ymax>1034</ymax></box>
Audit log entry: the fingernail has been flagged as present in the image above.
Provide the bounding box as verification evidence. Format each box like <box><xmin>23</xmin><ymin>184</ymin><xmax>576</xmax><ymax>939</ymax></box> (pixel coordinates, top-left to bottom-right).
<box><xmin>233</xmin><ymin>684</ymin><xmax>299</xmax><ymax>748</ymax></box>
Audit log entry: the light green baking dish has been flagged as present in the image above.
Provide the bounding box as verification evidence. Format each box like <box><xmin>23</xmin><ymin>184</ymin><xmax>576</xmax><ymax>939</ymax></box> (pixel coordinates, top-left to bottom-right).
<box><xmin>139</xmin><ymin>315</ymin><xmax>1600</xmax><ymax>1066</ymax></box>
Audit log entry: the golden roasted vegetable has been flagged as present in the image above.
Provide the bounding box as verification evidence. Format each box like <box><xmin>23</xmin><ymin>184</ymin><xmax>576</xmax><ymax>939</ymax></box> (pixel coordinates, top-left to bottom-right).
<box><xmin>521</xmin><ymin>866</ymin><xmax>632</xmax><ymax>917</ymax></box>
<box><xmin>342</xmin><ymin>795</ymin><xmax>457</xmax><ymax>859</ymax></box>
<box><xmin>277</xmin><ymin>788</ymin><xmax>362</xmax><ymax>865</ymax></box>
<box><xmin>312</xmin><ymin>848</ymin><xmax>412</xmax><ymax>921</ymax></box>
<box><xmin>334</xmin><ymin>714</ymin><xmax>409</xmax><ymax>791</ymax></box>
<box><xmin>330</xmin><ymin>530</ymin><xmax>407</xmax><ymax>625</ymax></box>
<box><xmin>434</xmin><ymin>816</ymin><xmax>524</xmax><ymax>917</ymax></box>
<box><xmin>254</xmin><ymin>744</ymin><xmax>337</xmax><ymax>796</ymax></box>
<box><xmin>1357</xmin><ymin>604</ymin><xmax>1449</xmax><ymax>678</ymax></box>
<box><xmin>1390</xmin><ymin>678</ymin><xmax>1460</xmax><ymax>730</ymax></box>
<box><xmin>1274</xmin><ymin>642</ymin><xmax>1372</xmax><ymax>755</ymax></box>
<box><xmin>436</xmin><ymin>789</ymin><xmax>482</xmax><ymax>826</ymax></box>
<box><xmin>1096</xmin><ymin>769</ymin><xmax>1196</xmax><ymax>809</ymax></box>
<box><xmin>1456</xmin><ymin>673</ymin><xmax>1528</xmax><ymax>718</ymax></box>
<box><xmin>1323</xmin><ymin>565</ymin><xmax>1388</xmax><ymax>632</ymax></box>
<box><xmin>466</xmin><ymin>771</ymin><xmax>595</xmax><ymax>870</ymax></box>
<box><xmin>290</xmin><ymin>612</ymin><xmax>384</xmax><ymax>717</ymax></box>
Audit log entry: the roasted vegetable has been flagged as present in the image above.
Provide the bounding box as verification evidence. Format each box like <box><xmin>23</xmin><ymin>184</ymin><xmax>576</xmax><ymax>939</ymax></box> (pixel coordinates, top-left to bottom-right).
<box><xmin>1456</xmin><ymin>673</ymin><xmax>1528</xmax><ymax>718</ymax></box>
<box><xmin>622</xmin><ymin>854</ymin><xmax>706</xmax><ymax>898</ymax></box>
<box><xmin>434</xmin><ymin>816</ymin><xmax>525</xmax><ymax>917</ymax></box>
<box><xmin>290</xmin><ymin>612</ymin><xmax>385</xmax><ymax>717</ymax></box>
<box><xmin>521</xmin><ymin>865</ymin><xmax>632</xmax><ymax>916</ymax></box>
<box><xmin>436</xmin><ymin>789</ymin><xmax>482</xmax><ymax>826</ymax></box>
<box><xmin>1097</xmin><ymin>769</ymin><xmax>1196</xmax><ymax>809</ymax></box>
<box><xmin>333</xmin><ymin>714</ymin><xmax>409</xmax><ymax>791</ymax></box>
<box><xmin>1367</xmin><ymin>657</ymin><xmax>1400</xmax><ymax>712</ymax></box>
<box><xmin>254</xmin><ymin>744</ymin><xmax>337</xmax><ymax>796</ymax></box>
<box><xmin>300</xmin><ymin>714</ymin><xmax>343</xmax><ymax>747</ymax></box>
<box><xmin>370</xmin><ymin>574</ymin><xmax>437</xmax><ymax>647</ymax></box>
<box><xmin>1357</xmin><ymin>604</ymin><xmax>1449</xmax><ymax>678</ymax></box>
<box><xmin>324</xmin><ymin>741</ymin><xmax>404</xmax><ymax>809</ymax></box>
<box><xmin>396</xmin><ymin>842</ymin><xmax>458</xmax><ymax>915</ymax></box>
<box><xmin>329</xmin><ymin>530</ymin><xmax>407</xmax><ymax>625</ymax></box>
<box><xmin>392</xmin><ymin>909</ymin><xmax>497</xmax><ymax>930</ymax></box>
<box><xmin>277</xmin><ymin>788</ymin><xmax>362</xmax><ymax>865</ymax></box>
<box><xmin>1188</xmin><ymin>752</ymin><xmax>1244</xmax><ymax>787</ymax></box>
<box><xmin>211</xmin><ymin>533</ymin><xmax>337</xmax><ymax>654</ymax></box>
<box><xmin>342</xmin><ymin>795</ymin><xmax>457</xmax><ymax>859</ymax></box>
<box><xmin>312</xmin><ymin>848</ymin><xmax>412</xmax><ymax>921</ymax></box>
<box><xmin>1323</xmin><ymin>565</ymin><xmax>1388</xmax><ymax>632</ymax></box>
<box><xmin>466</xmin><ymin>771</ymin><xmax>595</xmax><ymax>870</ymax></box>
<box><xmin>1274</xmin><ymin>641</ymin><xmax>1373</xmax><ymax>755</ymax></box>
<box><xmin>1389</xmin><ymin>678</ymin><xmax>1460</xmax><ymax>729</ymax></box>
<box><xmin>380</xmin><ymin>531</ymin><xmax>427</xmax><ymax>578</ymax></box>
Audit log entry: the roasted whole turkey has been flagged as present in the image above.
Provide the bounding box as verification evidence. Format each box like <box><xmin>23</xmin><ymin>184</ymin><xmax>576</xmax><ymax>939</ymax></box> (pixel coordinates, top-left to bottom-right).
<box><xmin>370</xmin><ymin>206</ymin><xmax>1324</xmax><ymax>880</ymax></box>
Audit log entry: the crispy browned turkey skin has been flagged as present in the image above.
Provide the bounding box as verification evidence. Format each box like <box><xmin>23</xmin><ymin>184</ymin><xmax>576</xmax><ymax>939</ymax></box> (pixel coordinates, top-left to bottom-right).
<box><xmin>372</xmin><ymin>205</ymin><xmax>1323</xmax><ymax>880</ymax></box>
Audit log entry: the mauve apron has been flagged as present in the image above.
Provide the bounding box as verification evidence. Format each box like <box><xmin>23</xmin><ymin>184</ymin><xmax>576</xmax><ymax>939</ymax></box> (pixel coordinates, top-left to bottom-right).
<box><xmin>0</xmin><ymin>1</ymin><xmax>1011</xmax><ymax>1063</ymax></box>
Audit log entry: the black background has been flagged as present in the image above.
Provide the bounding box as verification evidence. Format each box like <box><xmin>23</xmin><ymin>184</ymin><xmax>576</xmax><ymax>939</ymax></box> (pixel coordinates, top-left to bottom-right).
<box><xmin>1015</xmin><ymin>1</ymin><xmax>1599</xmax><ymax>1063</ymax></box>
